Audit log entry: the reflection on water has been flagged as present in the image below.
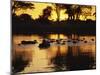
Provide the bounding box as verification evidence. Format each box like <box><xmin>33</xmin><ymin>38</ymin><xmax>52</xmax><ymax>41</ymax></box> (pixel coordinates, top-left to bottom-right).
<box><xmin>12</xmin><ymin>34</ymin><xmax>96</xmax><ymax>74</ymax></box>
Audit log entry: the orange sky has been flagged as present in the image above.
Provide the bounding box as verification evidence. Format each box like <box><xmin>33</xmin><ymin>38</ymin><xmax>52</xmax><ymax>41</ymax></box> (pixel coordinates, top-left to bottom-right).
<box><xmin>15</xmin><ymin>2</ymin><xmax>96</xmax><ymax>21</ymax></box>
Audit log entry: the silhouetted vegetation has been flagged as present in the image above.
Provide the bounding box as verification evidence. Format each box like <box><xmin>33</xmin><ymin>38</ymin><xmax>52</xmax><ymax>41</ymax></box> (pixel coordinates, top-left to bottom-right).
<box><xmin>12</xmin><ymin>13</ymin><xmax>96</xmax><ymax>35</ymax></box>
<box><xmin>52</xmin><ymin>46</ymin><xmax>95</xmax><ymax>71</ymax></box>
<box><xmin>12</xmin><ymin>1</ymin><xmax>34</xmax><ymax>13</ymax></box>
<box><xmin>12</xmin><ymin>1</ymin><xmax>96</xmax><ymax>74</ymax></box>
<box><xmin>12</xmin><ymin>54</ymin><xmax>29</xmax><ymax>73</ymax></box>
<box><xmin>12</xmin><ymin>1</ymin><xmax>96</xmax><ymax>35</ymax></box>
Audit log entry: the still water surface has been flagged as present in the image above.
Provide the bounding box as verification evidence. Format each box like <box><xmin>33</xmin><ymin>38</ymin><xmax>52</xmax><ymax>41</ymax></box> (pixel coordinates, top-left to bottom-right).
<box><xmin>12</xmin><ymin>34</ymin><xmax>96</xmax><ymax>73</ymax></box>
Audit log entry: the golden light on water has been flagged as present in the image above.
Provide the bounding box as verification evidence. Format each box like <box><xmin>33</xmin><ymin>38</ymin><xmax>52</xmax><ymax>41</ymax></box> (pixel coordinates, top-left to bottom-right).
<box><xmin>49</xmin><ymin>34</ymin><xmax>58</xmax><ymax>39</ymax></box>
<box><xmin>15</xmin><ymin>2</ymin><xmax>96</xmax><ymax>21</ymax></box>
<box><xmin>49</xmin><ymin>34</ymin><xmax>67</xmax><ymax>39</ymax></box>
<box><xmin>12</xmin><ymin>1</ymin><xmax>96</xmax><ymax>73</ymax></box>
<box><xmin>13</xmin><ymin>35</ymin><xmax>96</xmax><ymax>73</ymax></box>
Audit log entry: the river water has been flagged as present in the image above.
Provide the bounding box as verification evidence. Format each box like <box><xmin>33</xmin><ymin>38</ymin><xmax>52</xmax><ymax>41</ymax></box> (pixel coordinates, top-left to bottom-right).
<box><xmin>12</xmin><ymin>34</ymin><xmax>96</xmax><ymax>73</ymax></box>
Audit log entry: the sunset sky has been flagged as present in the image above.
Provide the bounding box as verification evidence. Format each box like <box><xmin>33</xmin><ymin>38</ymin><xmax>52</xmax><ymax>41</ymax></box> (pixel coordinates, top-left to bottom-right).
<box><xmin>14</xmin><ymin>2</ymin><xmax>96</xmax><ymax>21</ymax></box>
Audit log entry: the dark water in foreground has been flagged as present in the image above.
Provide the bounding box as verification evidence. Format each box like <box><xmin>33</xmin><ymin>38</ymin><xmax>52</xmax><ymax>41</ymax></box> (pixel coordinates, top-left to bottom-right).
<box><xmin>12</xmin><ymin>34</ymin><xmax>96</xmax><ymax>73</ymax></box>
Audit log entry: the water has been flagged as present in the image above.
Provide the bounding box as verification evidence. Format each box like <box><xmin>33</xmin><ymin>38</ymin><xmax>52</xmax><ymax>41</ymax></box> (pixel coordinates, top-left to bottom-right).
<box><xmin>12</xmin><ymin>34</ymin><xmax>96</xmax><ymax>73</ymax></box>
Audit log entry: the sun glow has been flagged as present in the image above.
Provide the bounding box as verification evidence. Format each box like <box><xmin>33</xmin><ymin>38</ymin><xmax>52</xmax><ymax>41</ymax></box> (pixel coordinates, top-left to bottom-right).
<box><xmin>15</xmin><ymin>2</ymin><xmax>96</xmax><ymax>21</ymax></box>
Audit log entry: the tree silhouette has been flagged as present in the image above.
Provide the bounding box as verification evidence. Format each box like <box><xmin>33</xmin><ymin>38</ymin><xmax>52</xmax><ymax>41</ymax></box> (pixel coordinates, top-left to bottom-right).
<box><xmin>64</xmin><ymin>5</ymin><xmax>93</xmax><ymax>21</ymax></box>
<box><xmin>93</xmin><ymin>12</ymin><xmax>96</xmax><ymax>17</ymax></box>
<box><xmin>54</xmin><ymin>4</ymin><xmax>60</xmax><ymax>22</ymax></box>
<box><xmin>80</xmin><ymin>6</ymin><xmax>92</xmax><ymax>20</ymax></box>
<box><xmin>63</xmin><ymin>5</ymin><xmax>74</xmax><ymax>20</ymax></box>
<box><xmin>73</xmin><ymin>5</ymin><xmax>81</xmax><ymax>20</ymax></box>
<box><xmin>53</xmin><ymin>4</ymin><xmax>65</xmax><ymax>21</ymax></box>
<box><xmin>35</xmin><ymin>6</ymin><xmax>53</xmax><ymax>26</ymax></box>
<box><xmin>53</xmin><ymin>4</ymin><xmax>66</xmax><ymax>39</ymax></box>
<box><xmin>40</xmin><ymin>6</ymin><xmax>52</xmax><ymax>19</ymax></box>
<box><xmin>19</xmin><ymin>14</ymin><xmax>33</xmax><ymax>22</ymax></box>
<box><xmin>12</xmin><ymin>1</ymin><xmax>34</xmax><ymax>13</ymax></box>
